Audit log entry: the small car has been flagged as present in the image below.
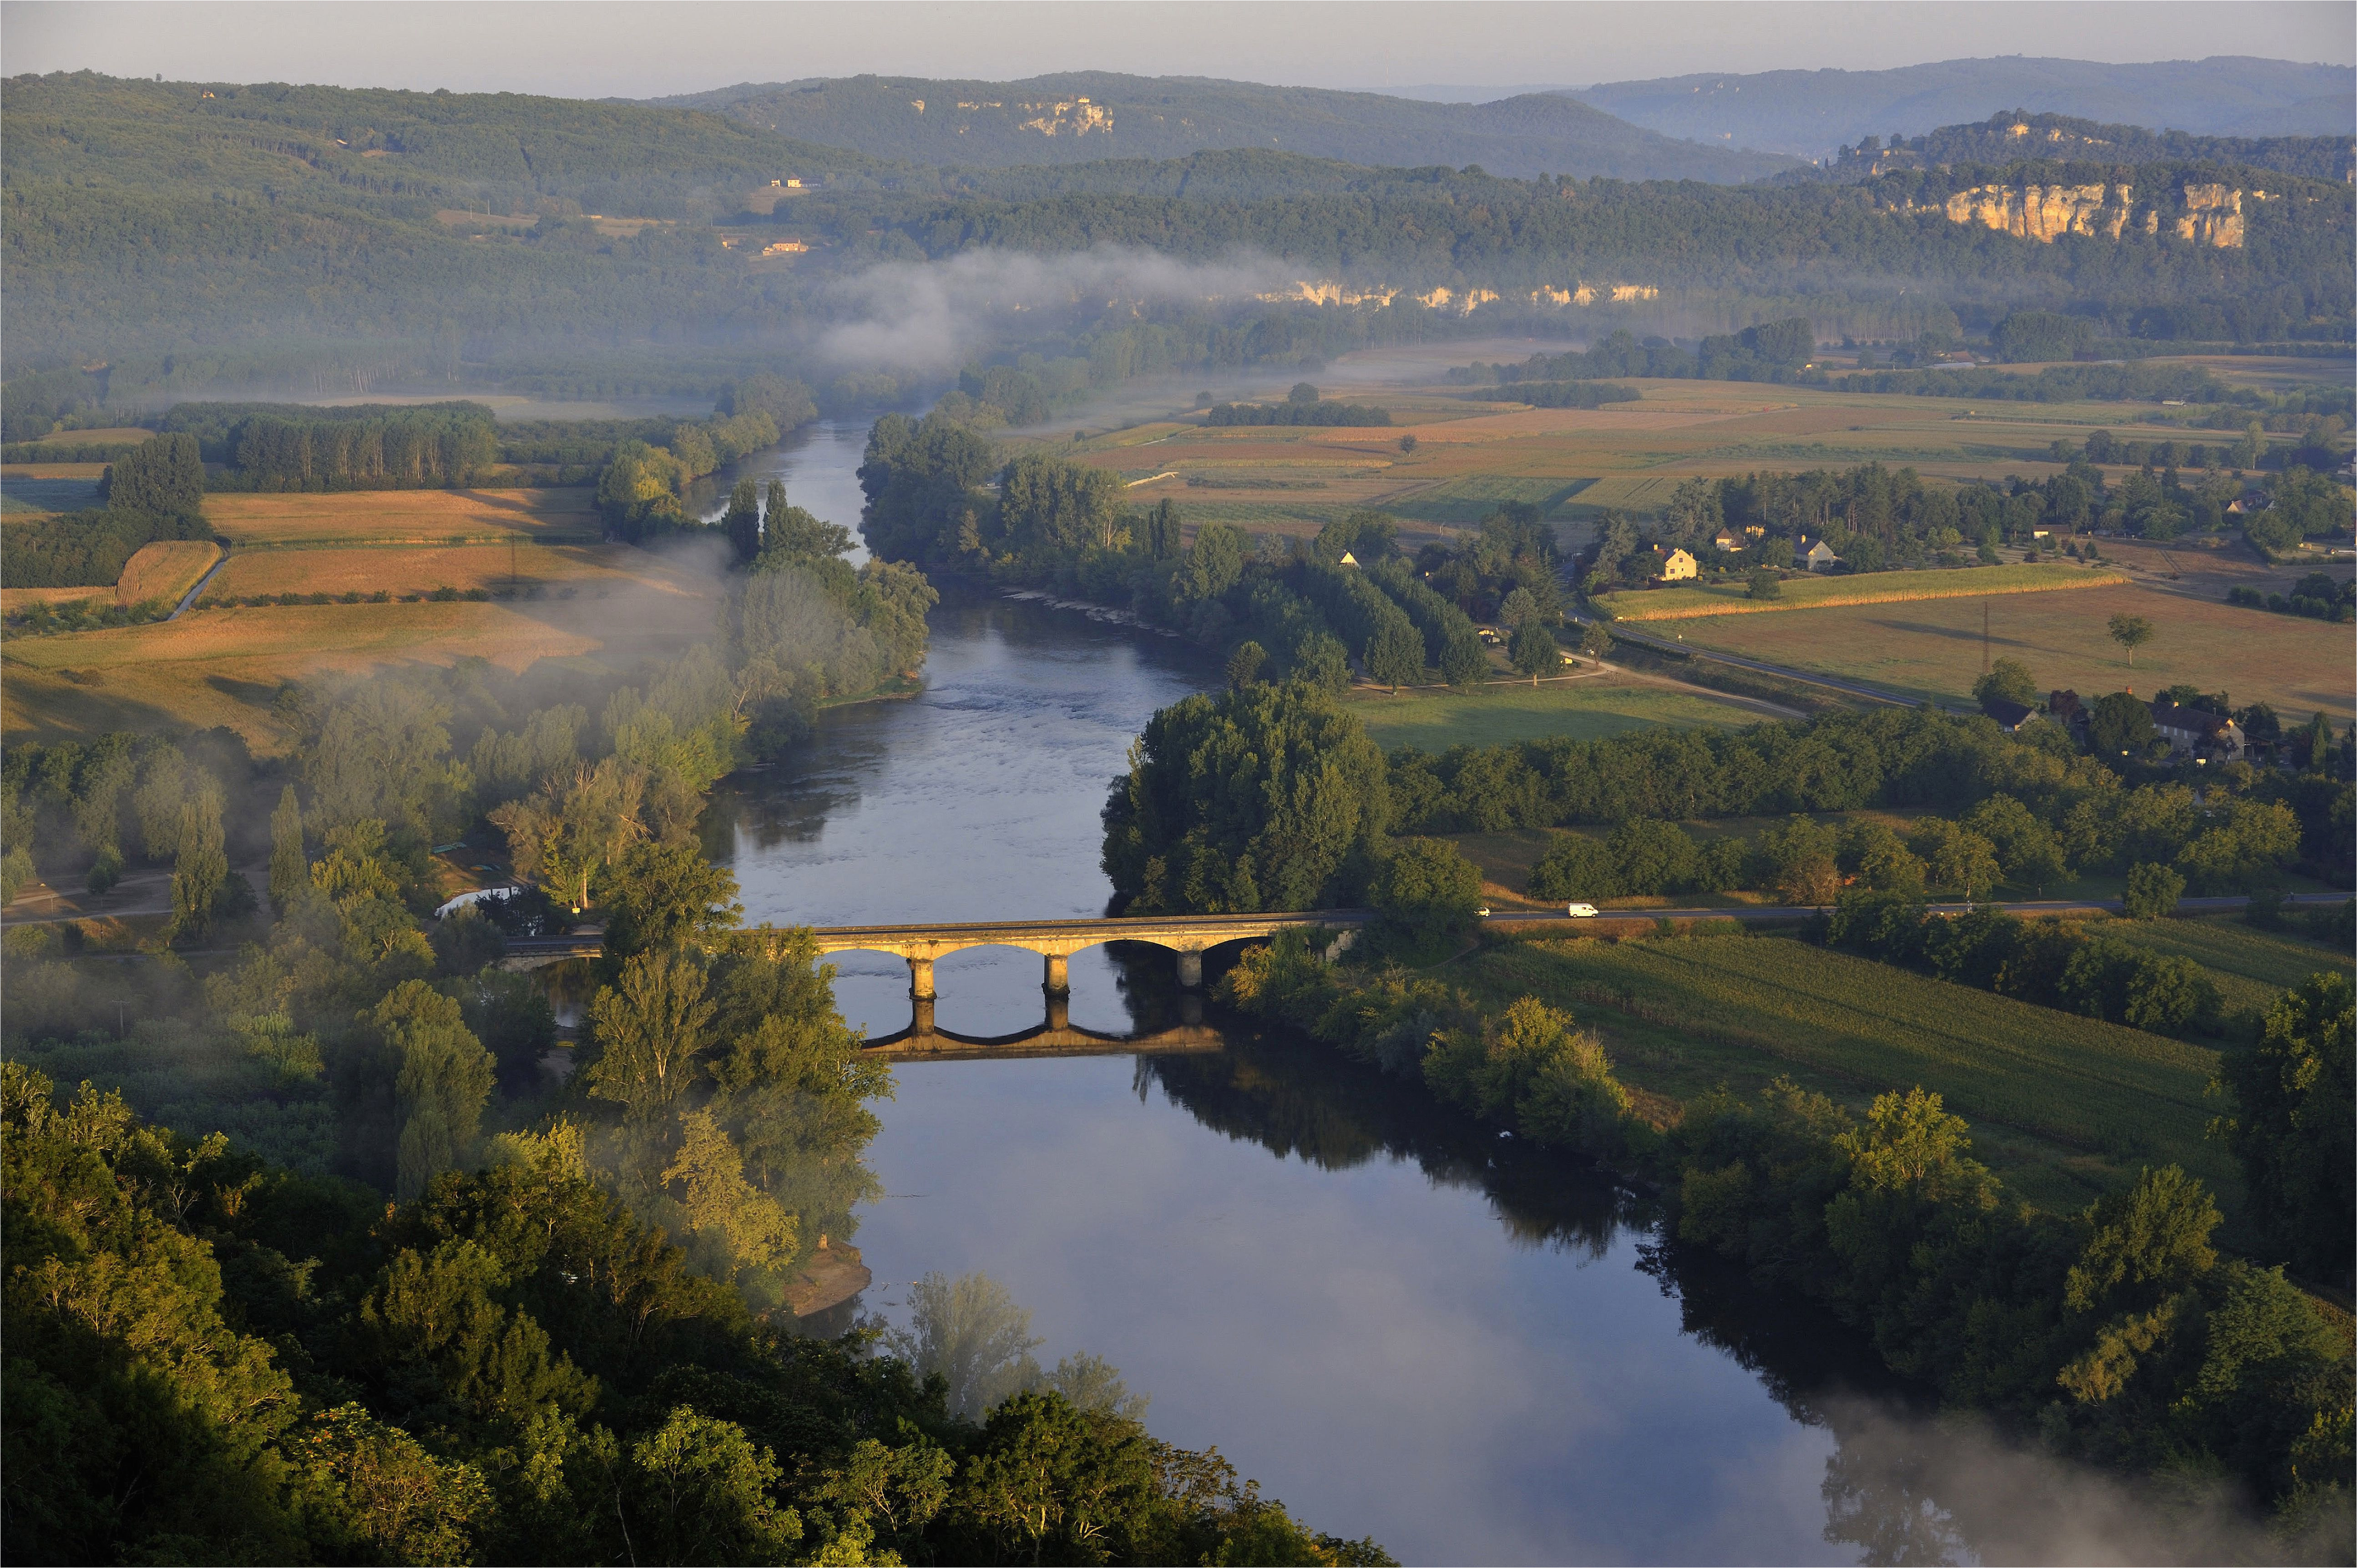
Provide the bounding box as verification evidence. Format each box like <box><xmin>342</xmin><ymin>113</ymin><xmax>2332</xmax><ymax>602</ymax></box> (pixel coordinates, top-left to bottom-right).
<box><xmin>1476</xmin><ymin>905</ymin><xmax>1491</xmax><ymax>918</ymax></box>
<box><xmin>1564</xmin><ymin>903</ymin><xmax>1599</xmax><ymax>918</ymax></box>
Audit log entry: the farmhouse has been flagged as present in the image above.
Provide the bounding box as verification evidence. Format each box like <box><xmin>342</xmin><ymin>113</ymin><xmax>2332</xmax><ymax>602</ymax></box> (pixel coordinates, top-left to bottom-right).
<box><xmin>1799</xmin><ymin>538</ymin><xmax>1841</xmax><ymax>571</ymax></box>
<box><xmin>1982</xmin><ymin>698</ymin><xmax>2041</xmax><ymax>733</ymax></box>
<box><xmin>1711</xmin><ymin>527</ymin><xmax>1745</xmax><ymax>552</ymax></box>
<box><xmin>1654</xmin><ymin>546</ymin><xmax>1697</xmax><ymax>581</ymax></box>
<box><xmin>2149</xmin><ymin>700</ymin><xmax>2245</xmax><ymax>761</ymax></box>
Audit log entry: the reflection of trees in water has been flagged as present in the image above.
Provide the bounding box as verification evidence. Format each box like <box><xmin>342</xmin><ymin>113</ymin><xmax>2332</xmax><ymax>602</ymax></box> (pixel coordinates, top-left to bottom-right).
<box><xmin>1117</xmin><ymin>943</ymin><xmax>2151</xmax><ymax>1563</ymax></box>
<box><xmin>1123</xmin><ymin>999</ymin><xmax>1634</xmax><ymax>1260</ymax></box>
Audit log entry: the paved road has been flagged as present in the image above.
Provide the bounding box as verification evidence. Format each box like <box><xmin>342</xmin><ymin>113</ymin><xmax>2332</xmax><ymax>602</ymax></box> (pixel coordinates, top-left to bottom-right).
<box><xmin>1481</xmin><ymin>892</ymin><xmax>2348</xmax><ymax>925</ymax></box>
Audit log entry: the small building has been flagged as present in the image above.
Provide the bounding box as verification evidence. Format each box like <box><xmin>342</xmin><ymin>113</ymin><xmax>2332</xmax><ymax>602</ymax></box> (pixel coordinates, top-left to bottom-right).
<box><xmin>2150</xmin><ymin>700</ymin><xmax>2245</xmax><ymax>761</ymax></box>
<box><xmin>1656</xmin><ymin>547</ymin><xmax>1698</xmax><ymax>582</ymax></box>
<box><xmin>1338</xmin><ymin>551</ymin><xmax>1360</xmax><ymax>568</ymax></box>
<box><xmin>1800</xmin><ymin>538</ymin><xmax>1841</xmax><ymax>572</ymax></box>
<box><xmin>1711</xmin><ymin>527</ymin><xmax>1745</xmax><ymax>553</ymax></box>
<box><xmin>2226</xmin><ymin>492</ymin><xmax>2271</xmax><ymax>516</ymax></box>
<box><xmin>1982</xmin><ymin>698</ymin><xmax>2040</xmax><ymax>733</ymax></box>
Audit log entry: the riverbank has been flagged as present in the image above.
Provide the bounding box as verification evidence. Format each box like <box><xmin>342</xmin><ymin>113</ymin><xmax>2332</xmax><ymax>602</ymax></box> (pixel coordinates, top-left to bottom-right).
<box><xmin>1213</xmin><ymin>922</ymin><xmax>2352</xmax><ymax>1543</ymax></box>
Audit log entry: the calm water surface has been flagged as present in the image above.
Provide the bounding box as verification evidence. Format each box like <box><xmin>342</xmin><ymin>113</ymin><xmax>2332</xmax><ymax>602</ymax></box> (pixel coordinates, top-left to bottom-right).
<box><xmin>695</xmin><ymin>422</ymin><xmax>2011</xmax><ymax>1565</ymax></box>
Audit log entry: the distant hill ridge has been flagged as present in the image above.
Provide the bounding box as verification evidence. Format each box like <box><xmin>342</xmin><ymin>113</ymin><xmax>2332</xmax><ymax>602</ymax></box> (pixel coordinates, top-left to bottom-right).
<box><xmin>647</xmin><ymin>71</ymin><xmax>1799</xmax><ymax>183</ymax></box>
<box><xmin>1571</xmin><ymin>56</ymin><xmax>2355</xmax><ymax>160</ymax></box>
<box><xmin>1775</xmin><ymin>111</ymin><xmax>2356</xmax><ymax>187</ymax></box>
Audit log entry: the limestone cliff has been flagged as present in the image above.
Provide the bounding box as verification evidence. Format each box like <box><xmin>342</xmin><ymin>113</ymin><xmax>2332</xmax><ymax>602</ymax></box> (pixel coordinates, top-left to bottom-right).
<box><xmin>1922</xmin><ymin>179</ymin><xmax>2251</xmax><ymax>248</ymax></box>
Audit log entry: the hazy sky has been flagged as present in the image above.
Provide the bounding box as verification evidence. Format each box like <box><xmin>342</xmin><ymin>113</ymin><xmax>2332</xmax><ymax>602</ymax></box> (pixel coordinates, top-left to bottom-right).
<box><xmin>4</xmin><ymin>1</ymin><xmax>2349</xmax><ymax>99</ymax></box>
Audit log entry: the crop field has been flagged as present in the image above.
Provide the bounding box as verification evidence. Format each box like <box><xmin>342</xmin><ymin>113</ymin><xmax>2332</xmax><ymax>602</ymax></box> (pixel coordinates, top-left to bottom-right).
<box><xmin>1597</xmin><ymin>561</ymin><xmax>2126</xmax><ymax>621</ymax></box>
<box><xmin>202</xmin><ymin>541</ymin><xmax>652</xmax><ymax>602</ymax></box>
<box><xmin>115</xmin><ymin>541</ymin><xmax>221</xmax><ymax>607</ymax></box>
<box><xmin>1669</xmin><ymin>580</ymin><xmax>2354</xmax><ymax>718</ymax></box>
<box><xmin>1347</xmin><ymin>674</ymin><xmax>1772</xmax><ymax>750</ymax></box>
<box><xmin>3</xmin><ymin>555</ymin><xmax>724</xmax><ymax>751</ymax></box>
<box><xmin>1066</xmin><ymin>360</ymin><xmax>2287</xmax><ymax>551</ymax></box>
<box><xmin>203</xmin><ymin>488</ymin><xmax>603</xmax><ymax>547</ymax></box>
<box><xmin>2099</xmin><ymin>913</ymin><xmax>2354</xmax><ymax>1018</ymax></box>
<box><xmin>1462</xmin><ymin>932</ymin><xmax>2236</xmax><ymax>1218</ymax></box>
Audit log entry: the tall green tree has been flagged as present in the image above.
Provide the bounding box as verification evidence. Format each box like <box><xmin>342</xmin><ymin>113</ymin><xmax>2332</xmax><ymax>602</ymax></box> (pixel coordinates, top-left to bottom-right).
<box><xmin>1102</xmin><ymin>681</ymin><xmax>1388</xmax><ymax>914</ymax></box>
<box><xmin>1509</xmin><ymin>618</ymin><xmax>1557</xmax><ymax>685</ymax></box>
<box><xmin>584</xmin><ymin>950</ymin><xmax>715</xmax><ymax>1118</ymax></box>
<box><xmin>268</xmin><ymin>783</ymin><xmax>306</xmax><ymax>917</ymax></box>
<box><xmin>721</xmin><ymin>477</ymin><xmax>763</xmax><ymax>563</ymax></box>
<box><xmin>2215</xmin><ymin>973</ymin><xmax>2354</xmax><ymax>1281</ymax></box>
<box><xmin>166</xmin><ymin>784</ymin><xmax>230</xmax><ymax>943</ymax></box>
<box><xmin>599</xmin><ymin>841</ymin><xmax>744</xmax><ymax>960</ymax></box>
<box><xmin>370</xmin><ymin>980</ymin><xmax>496</xmax><ymax>1201</ymax></box>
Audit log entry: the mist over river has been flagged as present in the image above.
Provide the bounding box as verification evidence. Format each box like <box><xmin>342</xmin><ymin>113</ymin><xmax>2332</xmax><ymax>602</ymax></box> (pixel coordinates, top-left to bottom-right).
<box><xmin>691</xmin><ymin>415</ymin><xmax>2241</xmax><ymax>1566</ymax></box>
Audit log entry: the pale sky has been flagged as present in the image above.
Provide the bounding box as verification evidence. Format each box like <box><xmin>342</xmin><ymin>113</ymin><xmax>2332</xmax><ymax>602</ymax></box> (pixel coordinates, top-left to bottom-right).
<box><xmin>2</xmin><ymin>1</ymin><xmax>2349</xmax><ymax>99</ymax></box>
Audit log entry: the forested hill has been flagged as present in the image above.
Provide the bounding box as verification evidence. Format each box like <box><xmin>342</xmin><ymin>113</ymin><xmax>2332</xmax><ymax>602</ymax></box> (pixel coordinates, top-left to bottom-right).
<box><xmin>1797</xmin><ymin>111</ymin><xmax>2357</xmax><ymax>185</ymax></box>
<box><xmin>1573</xmin><ymin>55</ymin><xmax>2356</xmax><ymax>160</ymax></box>
<box><xmin>3</xmin><ymin>71</ymin><xmax>899</xmax><ymax>217</ymax></box>
<box><xmin>648</xmin><ymin>71</ymin><xmax>1800</xmax><ymax>182</ymax></box>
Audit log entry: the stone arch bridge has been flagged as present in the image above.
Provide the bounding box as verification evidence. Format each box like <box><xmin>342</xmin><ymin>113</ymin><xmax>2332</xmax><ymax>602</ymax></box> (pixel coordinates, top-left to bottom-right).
<box><xmin>506</xmin><ymin>910</ymin><xmax>1368</xmax><ymax>1044</ymax></box>
<box><xmin>805</xmin><ymin>910</ymin><xmax>1366</xmax><ymax>1033</ymax></box>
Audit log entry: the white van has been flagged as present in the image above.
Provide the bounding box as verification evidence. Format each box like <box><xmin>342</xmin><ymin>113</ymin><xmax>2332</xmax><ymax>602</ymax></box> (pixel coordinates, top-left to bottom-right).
<box><xmin>1564</xmin><ymin>903</ymin><xmax>1599</xmax><ymax>918</ymax></box>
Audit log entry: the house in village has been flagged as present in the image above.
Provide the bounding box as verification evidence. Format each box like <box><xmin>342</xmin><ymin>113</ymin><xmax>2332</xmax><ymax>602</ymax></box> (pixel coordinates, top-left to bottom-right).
<box><xmin>1711</xmin><ymin>527</ymin><xmax>1745</xmax><ymax>553</ymax></box>
<box><xmin>2226</xmin><ymin>491</ymin><xmax>2272</xmax><ymax>516</ymax></box>
<box><xmin>2150</xmin><ymin>699</ymin><xmax>2245</xmax><ymax>761</ymax></box>
<box><xmin>1799</xmin><ymin>538</ymin><xmax>1841</xmax><ymax>572</ymax></box>
<box><xmin>1981</xmin><ymin>698</ymin><xmax>2041</xmax><ymax>734</ymax></box>
<box><xmin>1653</xmin><ymin>546</ymin><xmax>1698</xmax><ymax>582</ymax></box>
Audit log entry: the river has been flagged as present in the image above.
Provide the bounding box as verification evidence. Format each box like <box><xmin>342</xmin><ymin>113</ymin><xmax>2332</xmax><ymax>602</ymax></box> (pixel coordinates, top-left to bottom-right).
<box><xmin>692</xmin><ymin>418</ymin><xmax>2166</xmax><ymax>1566</ymax></box>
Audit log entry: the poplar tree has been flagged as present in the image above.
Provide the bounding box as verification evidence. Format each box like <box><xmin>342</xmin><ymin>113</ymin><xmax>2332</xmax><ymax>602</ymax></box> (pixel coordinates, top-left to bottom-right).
<box><xmin>268</xmin><ymin>783</ymin><xmax>305</xmax><ymax>916</ymax></box>
<box><xmin>166</xmin><ymin>786</ymin><xmax>228</xmax><ymax>942</ymax></box>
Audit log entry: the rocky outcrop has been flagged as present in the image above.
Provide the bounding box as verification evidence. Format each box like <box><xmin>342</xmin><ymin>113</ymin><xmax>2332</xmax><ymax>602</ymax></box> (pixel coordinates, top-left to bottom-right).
<box><xmin>1016</xmin><ymin>98</ymin><xmax>1113</xmax><ymax>137</ymax></box>
<box><xmin>1925</xmin><ymin>180</ymin><xmax>2249</xmax><ymax>248</ymax></box>
<box><xmin>2174</xmin><ymin>183</ymin><xmax>2245</xmax><ymax>246</ymax></box>
<box><xmin>1941</xmin><ymin>182</ymin><xmax>2134</xmax><ymax>242</ymax></box>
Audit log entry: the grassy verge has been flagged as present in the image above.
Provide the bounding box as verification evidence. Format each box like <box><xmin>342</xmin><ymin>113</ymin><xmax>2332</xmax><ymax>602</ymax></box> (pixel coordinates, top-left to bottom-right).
<box><xmin>1456</xmin><ymin>931</ymin><xmax>2236</xmax><ymax>1222</ymax></box>
<box><xmin>1345</xmin><ymin>676</ymin><xmax>1765</xmax><ymax>749</ymax></box>
<box><xmin>1596</xmin><ymin>562</ymin><xmax>2125</xmax><ymax>622</ymax></box>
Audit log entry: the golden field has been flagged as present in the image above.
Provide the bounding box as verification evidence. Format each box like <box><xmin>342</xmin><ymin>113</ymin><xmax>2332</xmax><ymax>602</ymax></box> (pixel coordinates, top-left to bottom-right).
<box><xmin>5</xmin><ymin>483</ymin><xmax>724</xmax><ymax>752</ymax></box>
<box><xmin>114</xmin><ymin>541</ymin><xmax>222</xmax><ymax>607</ymax></box>
<box><xmin>203</xmin><ymin>540</ymin><xmax>654</xmax><ymax>602</ymax></box>
<box><xmin>204</xmin><ymin>487</ymin><xmax>603</xmax><ymax>547</ymax></box>
<box><xmin>1671</xmin><ymin>580</ymin><xmax>2354</xmax><ymax>719</ymax></box>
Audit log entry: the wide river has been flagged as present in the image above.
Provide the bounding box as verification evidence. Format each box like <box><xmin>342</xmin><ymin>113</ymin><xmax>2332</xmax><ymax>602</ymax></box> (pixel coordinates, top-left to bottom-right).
<box><xmin>693</xmin><ymin>421</ymin><xmax>2156</xmax><ymax>1565</ymax></box>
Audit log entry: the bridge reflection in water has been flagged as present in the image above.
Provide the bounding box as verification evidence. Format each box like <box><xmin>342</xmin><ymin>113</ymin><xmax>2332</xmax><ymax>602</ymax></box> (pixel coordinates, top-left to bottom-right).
<box><xmin>505</xmin><ymin>911</ymin><xmax>1368</xmax><ymax>1056</ymax></box>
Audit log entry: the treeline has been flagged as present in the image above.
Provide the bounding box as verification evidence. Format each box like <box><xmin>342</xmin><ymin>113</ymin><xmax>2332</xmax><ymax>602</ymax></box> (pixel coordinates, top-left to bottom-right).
<box><xmin>1205</xmin><ymin>395</ymin><xmax>1391</xmax><ymax>427</ymax></box>
<box><xmin>1462</xmin><ymin>319</ymin><xmax>1818</xmax><ymax>386</ymax></box>
<box><xmin>1576</xmin><ymin>451</ymin><xmax>2348</xmax><ymax>572</ymax></box>
<box><xmin>1816</xmin><ymin>111</ymin><xmax>2357</xmax><ymax>186</ymax></box>
<box><xmin>162</xmin><ymin>401</ymin><xmax>500</xmax><ymax>491</ymax></box>
<box><xmin>1508</xmin><ymin>380</ymin><xmax>1642</xmax><ymax>409</ymax></box>
<box><xmin>857</xmin><ymin>409</ymin><xmax>1564</xmax><ymax>690</ymax></box>
<box><xmin>1094</xmin><ymin>682</ymin><xmax>2352</xmax><ymax>925</ymax></box>
<box><xmin>1216</xmin><ymin>930</ymin><xmax>2353</xmax><ymax>1538</ymax></box>
<box><xmin>1</xmin><ymin>432</ymin><xmax>208</xmax><ymax>588</ymax></box>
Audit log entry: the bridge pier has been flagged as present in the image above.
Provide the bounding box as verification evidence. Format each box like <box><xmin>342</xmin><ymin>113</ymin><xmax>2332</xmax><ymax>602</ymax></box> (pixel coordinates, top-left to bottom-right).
<box><xmin>1045</xmin><ymin>990</ymin><xmax>1070</xmax><ymax>1031</ymax></box>
<box><xmin>1043</xmin><ymin>952</ymin><xmax>1069</xmax><ymax>994</ymax></box>
<box><xmin>908</xmin><ymin>955</ymin><xmax>936</xmax><ymax>1035</ymax></box>
<box><xmin>1175</xmin><ymin>950</ymin><xmax>1203</xmax><ymax>988</ymax></box>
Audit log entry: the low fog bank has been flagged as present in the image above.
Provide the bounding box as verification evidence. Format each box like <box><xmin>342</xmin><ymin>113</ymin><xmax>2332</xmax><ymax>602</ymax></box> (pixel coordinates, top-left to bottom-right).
<box><xmin>1816</xmin><ymin>1394</ymin><xmax>2351</xmax><ymax>1566</ymax></box>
